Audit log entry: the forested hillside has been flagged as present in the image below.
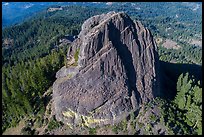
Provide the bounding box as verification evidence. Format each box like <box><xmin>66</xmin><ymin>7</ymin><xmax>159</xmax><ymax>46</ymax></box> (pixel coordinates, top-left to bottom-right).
<box><xmin>2</xmin><ymin>4</ymin><xmax>202</xmax><ymax>135</ymax></box>
<box><xmin>2</xmin><ymin>6</ymin><xmax>107</xmax><ymax>133</ymax></box>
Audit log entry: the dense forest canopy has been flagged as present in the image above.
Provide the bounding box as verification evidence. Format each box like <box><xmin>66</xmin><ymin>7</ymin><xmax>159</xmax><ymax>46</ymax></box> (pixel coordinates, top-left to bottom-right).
<box><xmin>2</xmin><ymin>3</ymin><xmax>202</xmax><ymax>135</ymax></box>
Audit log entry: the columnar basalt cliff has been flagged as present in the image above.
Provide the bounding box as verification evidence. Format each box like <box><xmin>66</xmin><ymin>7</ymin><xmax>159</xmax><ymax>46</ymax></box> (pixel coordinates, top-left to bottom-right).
<box><xmin>53</xmin><ymin>11</ymin><xmax>160</xmax><ymax>127</ymax></box>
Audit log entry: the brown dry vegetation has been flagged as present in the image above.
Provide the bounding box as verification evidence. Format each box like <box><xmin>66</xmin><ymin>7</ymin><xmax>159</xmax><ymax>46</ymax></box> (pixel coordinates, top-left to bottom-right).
<box><xmin>3</xmin><ymin>120</ymin><xmax>25</xmax><ymax>135</ymax></box>
<box><xmin>161</xmin><ymin>39</ymin><xmax>180</xmax><ymax>49</ymax></box>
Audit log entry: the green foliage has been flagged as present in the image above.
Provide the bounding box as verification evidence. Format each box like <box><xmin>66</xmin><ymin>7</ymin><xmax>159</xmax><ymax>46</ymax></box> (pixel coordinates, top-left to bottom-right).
<box><xmin>72</xmin><ymin>48</ymin><xmax>80</xmax><ymax>66</ymax></box>
<box><xmin>35</xmin><ymin>116</ymin><xmax>43</xmax><ymax>128</ymax></box>
<box><xmin>2</xmin><ymin>6</ymin><xmax>86</xmax><ymax>131</ymax></box>
<box><xmin>112</xmin><ymin>119</ymin><xmax>128</xmax><ymax>134</ymax></box>
<box><xmin>47</xmin><ymin>116</ymin><xmax>62</xmax><ymax>131</ymax></box>
<box><xmin>21</xmin><ymin>126</ymin><xmax>35</xmax><ymax>135</ymax></box>
<box><xmin>74</xmin><ymin>49</ymin><xmax>80</xmax><ymax>62</ymax></box>
<box><xmin>89</xmin><ymin>127</ymin><xmax>97</xmax><ymax>135</ymax></box>
<box><xmin>174</xmin><ymin>73</ymin><xmax>193</xmax><ymax>109</ymax></box>
<box><xmin>162</xmin><ymin>73</ymin><xmax>202</xmax><ymax>135</ymax></box>
<box><xmin>111</xmin><ymin>125</ymin><xmax>119</xmax><ymax>134</ymax></box>
<box><xmin>176</xmin><ymin>73</ymin><xmax>183</xmax><ymax>92</ymax></box>
<box><xmin>1</xmin><ymin>9</ymin><xmax>108</xmax><ymax>133</ymax></box>
<box><xmin>145</xmin><ymin>123</ymin><xmax>153</xmax><ymax>134</ymax></box>
<box><xmin>138</xmin><ymin>122</ymin><xmax>144</xmax><ymax>129</ymax></box>
<box><xmin>2</xmin><ymin>6</ymin><xmax>105</xmax><ymax>67</ymax></box>
<box><xmin>158</xmin><ymin>44</ymin><xmax>202</xmax><ymax>65</ymax></box>
<box><xmin>129</xmin><ymin>112</ymin><xmax>136</xmax><ymax>130</ymax></box>
<box><xmin>192</xmin><ymin>85</ymin><xmax>202</xmax><ymax>105</ymax></box>
<box><xmin>2</xmin><ymin>47</ymin><xmax>66</xmax><ymax>131</ymax></box>
<box><xmin>149</xmin><ymin>114</ymin><xmax>157</xmax><ymax>122</ymax></box>
<box><xmin>2</xmin><ymin>3</ymin><xmax>202</xmax><ymax>135</ymax></box>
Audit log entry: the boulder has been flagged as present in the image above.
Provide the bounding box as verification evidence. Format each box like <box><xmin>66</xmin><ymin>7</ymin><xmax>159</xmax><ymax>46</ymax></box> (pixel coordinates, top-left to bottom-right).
<box><xmin>53</xmin><ymin>11</ymin><xmax>161</xmax><ymax>128</ymax></box>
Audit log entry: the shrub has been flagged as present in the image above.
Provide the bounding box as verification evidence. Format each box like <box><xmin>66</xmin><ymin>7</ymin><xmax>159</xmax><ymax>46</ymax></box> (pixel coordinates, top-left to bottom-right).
<box><xmin>21</xmin><ymin>126</ymin><xmax>34</xmax><ymax>135</ymax></box>
<box><xmin>149</xmin><ymin>114</ymin><xmax>157</xmax><ymax>122</ymax></box>
<box><xmin>89</xmin><ymin>127</ymin><xmax>97</xmax><ymax>135</ymax></box>
<box><xmin>47</xmin><ymin>117</ymin><xmax>61</xmax><ymax>131</ymax></box>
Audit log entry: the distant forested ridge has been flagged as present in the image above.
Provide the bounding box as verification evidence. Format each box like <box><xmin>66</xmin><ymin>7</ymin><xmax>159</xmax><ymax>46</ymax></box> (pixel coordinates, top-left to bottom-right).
<box><xmin>2</xmin><ymin>3</ymin><xmax>202</xmax><ymax>135</ymax></box>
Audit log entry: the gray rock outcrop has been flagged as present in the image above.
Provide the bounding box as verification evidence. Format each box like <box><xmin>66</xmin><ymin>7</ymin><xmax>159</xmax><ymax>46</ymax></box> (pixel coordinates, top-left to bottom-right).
<box><xmin>53</xmin><ymin>11</ymin><xmax>160</xmax><ymax>128</ymax></box>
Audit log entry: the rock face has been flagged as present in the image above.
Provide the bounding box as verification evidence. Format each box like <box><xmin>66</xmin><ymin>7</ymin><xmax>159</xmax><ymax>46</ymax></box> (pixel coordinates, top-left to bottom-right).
<box><xmin>53</xmin><ymin>11</ymin><xmax>160</xmax><ymax>127</ymax></box>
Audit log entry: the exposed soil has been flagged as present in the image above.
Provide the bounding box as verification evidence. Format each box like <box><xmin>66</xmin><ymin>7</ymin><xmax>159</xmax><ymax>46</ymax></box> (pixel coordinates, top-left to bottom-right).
<box><xmin>161</xmin><ymin>39</ymin><xmax>180</xmax><ymax>49</ymax></box>
<box><xmin>189</xmin><ymin>39</ymin><xmax>202</xmax><ymax>47</ymax></box>
<box><xmin>3</xmin><ymin>120</ymin><xmax>25</xmax><ymax>135</ymax></box>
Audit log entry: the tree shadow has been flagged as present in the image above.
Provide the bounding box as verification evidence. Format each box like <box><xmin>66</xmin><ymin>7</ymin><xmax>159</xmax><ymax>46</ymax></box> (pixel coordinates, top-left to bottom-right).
<box><xmin>159</xmin><ymin>60</ymin><xmax>202</xmax><ymax>100</ymax></box>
